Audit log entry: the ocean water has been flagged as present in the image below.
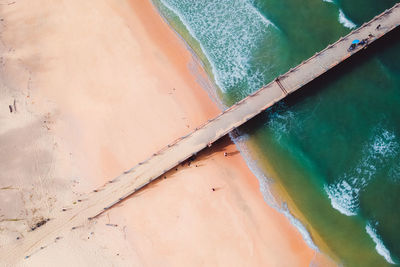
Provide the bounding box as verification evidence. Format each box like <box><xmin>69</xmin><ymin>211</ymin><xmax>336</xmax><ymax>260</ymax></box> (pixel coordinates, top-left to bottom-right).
<box><xmin>153</xmin><ymin>0</ymin><xmax>400</xmax><ymax>266</ymax></box>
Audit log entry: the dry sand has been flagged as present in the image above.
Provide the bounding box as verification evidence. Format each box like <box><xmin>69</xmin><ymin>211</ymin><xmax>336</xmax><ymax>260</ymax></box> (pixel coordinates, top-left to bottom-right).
<box><xmin>0</xmin><ymin>0</ymin><xmax>333</xmax><ymax>266</ymax></box>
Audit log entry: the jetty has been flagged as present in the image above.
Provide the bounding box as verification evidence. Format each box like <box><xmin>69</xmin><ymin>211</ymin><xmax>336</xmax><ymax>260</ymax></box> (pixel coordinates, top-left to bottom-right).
<box><xmin>2</xmin><ymin>2</ymin><xmax>400</xmax><ymax>264</ymax></box>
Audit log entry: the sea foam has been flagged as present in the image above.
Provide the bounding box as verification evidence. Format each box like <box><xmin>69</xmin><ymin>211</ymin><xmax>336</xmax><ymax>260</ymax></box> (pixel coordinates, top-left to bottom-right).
<box><xmin>325</xmin><ymin>127</ymin><xmax>399</xmax><ymax>216</ymax></box>
<box><xmin>339</xmin><ymin>9</ymin><xmax>356</xmax><ymax>29</ymax></box>
<box><xmin>324</xmin><ymin>180</ymin><xmax>359</xmax><ymax>216</ymax></box>
<box><xmin>366</xmin><ymin>223</ymin><xmax>396</xmax><ymax>264</ymax></box>
<box><xmin>229</xmin><ymin>128</ymin><xmax>320</xmax><ymax>253</ymax></box>
<box><xmin>159</xmin><ymin>0</ymin><xmax>275</xmax><ymax>93</ymax></box>
<box><xmin>322</xmin><ymin>0</ymin><xmax>356</xmax><ymax>29</ymax></box>
<box><xmin>281</xmin><ymin>203</ymin><xmax>319</xmax><ymax>251</ymax></box>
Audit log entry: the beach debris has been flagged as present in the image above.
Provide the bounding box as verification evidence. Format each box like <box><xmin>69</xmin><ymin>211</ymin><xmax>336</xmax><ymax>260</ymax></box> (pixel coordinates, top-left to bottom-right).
<box><xmin>105</xmin><ymin>223</ymin><xmax>118</xmax><ymax>227</ymax></box>
<box><xmin>24</xmin><ymin>256</ymin><xmax>29</xmax><ymax>259</ymax></box>
<box><xmin>0</xmin><ymin>185</ymin><xmax>17</xmax><ymax>190</ymax></box>
<box><xmin>212</xmin><ymin>188</ymin><xmax>215</xmax><ymax>192</ymax></box>
<box><xmin>62</xmin><ymin>208</ymin><xmax>67</xmax><ymax>212</ymax></box>
<box><xmin>93</xmin><ymin>189</ymin><xmax>98</xmax><ymax>193</ymax></box>
<box><xmin>30</xmin><ymin>218</ymin><xmax>50</xmax><ymax>231</ymax></box>
<box><xmin>224</xmin><ymin>152</ymin><xmax>227</xmax><ymax>157</ymax></box>
<box><xmin>13</xmin><ymin>99</ymin><xmax>16</xmax><ymax>112</ymax></box>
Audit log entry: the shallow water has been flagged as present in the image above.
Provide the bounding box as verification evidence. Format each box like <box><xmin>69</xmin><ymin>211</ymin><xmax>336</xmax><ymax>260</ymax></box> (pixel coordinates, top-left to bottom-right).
<box><xmin>154</xmin><ymin>0</ymin><xmax>400</xmax><ymax>265</ymax></box>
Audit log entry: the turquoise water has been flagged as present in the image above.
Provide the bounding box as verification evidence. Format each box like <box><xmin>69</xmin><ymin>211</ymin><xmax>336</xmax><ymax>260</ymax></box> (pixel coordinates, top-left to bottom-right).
<box><xmin>154</xmin><ymin>0</ymin><xmax>400</xmax><ymax>266</ymax></box>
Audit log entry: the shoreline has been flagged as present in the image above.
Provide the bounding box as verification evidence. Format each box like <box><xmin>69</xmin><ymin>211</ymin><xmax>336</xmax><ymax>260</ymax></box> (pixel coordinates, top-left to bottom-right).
<box><xmin>149</xmin><ymin>0</ymin><xmax>339</xmax><ymax>264</ymax></box>
<box><xmin>1</xmin><ymin>0</ymin><xmax>332</xmax><ymax>265</ymax></box>
<box><xmin>245</xmin><ymin>139</ymin><xmax>340</xmax><ymax>263</ymax></box>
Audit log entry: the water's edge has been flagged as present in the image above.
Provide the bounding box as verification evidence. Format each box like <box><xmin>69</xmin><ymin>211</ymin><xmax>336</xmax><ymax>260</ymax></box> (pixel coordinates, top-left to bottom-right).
<box><xmin>149</xmin><ymin>0</ymin><xmax>339</xmax><ymax>264</ymax></box>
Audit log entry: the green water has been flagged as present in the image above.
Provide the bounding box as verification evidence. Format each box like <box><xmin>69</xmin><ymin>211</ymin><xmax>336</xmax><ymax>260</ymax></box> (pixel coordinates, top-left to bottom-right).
<box><xmin>153</xmin><ymin>0</ymin><xmax>400</xmax><ymax>266</ymax></box>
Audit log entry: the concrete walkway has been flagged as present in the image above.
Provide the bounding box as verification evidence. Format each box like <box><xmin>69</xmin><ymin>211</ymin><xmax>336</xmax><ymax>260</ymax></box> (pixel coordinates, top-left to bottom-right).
<box><xmin>2</xmin><ymin>2</ymin><xmax>400</xmax><ymax>265</ymax></box>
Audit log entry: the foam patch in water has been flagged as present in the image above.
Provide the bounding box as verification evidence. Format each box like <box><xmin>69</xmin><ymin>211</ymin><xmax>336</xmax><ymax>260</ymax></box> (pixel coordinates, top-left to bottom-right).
<box><xmin>372</xmin><ymin>129</ymin><xmax>398</xmax><ymax>159</ymax></box>
<box><xmin>366</xmin><ymin>222</ymin><xmax>396</xmax><ymax>264</ymax></box>
<box><xmin>339</xmin><ymin>9</ymin><xmax>356</xmax><ymax>29</ymax></box>
<box><xmin>389</xmin><ymin>163</ymin><xmax>400</xmax><ymax>183</ymax></box>
<box><xmin>324</xmin><ymin>180</ymin><xmax>359</xmax><ymax>216</ymax></box>
<box><xmin>265</xmin><ymin>102</ymin><xmax>298</xmax><ymax>142</ymax></box>
<box><xmin>159</xmin><ymin>0</ymin><xmax>275</xmax><ymax>93</ymax></box>
<box><xmin>325</xmin><ymin>128</ymin><xmax>399</xmax><ymax>216</ymax></box>
<box><xmin>321</xmin><ymin>0</ymin><xmax>355</xmax><ymax>29</ymax></box>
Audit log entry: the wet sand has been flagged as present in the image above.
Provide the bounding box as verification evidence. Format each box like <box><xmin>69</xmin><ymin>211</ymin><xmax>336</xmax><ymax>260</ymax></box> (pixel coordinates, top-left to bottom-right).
<box><xmin>0</xmin><ymin>0</ymin><xmax>331</xmax><ymax>265</ymax></box>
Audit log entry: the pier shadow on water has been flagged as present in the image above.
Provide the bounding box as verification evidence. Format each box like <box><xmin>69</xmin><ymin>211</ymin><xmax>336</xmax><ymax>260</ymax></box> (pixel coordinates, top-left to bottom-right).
<box><xmin>245</xmin><ymin>25</ymin><xmax>400</xmax><ymax>134</ymax></box>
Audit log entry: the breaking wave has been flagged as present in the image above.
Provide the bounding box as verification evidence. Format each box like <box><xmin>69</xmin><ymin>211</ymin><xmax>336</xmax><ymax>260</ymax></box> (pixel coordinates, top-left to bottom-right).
<box><xmin>366</xmin><ymin>222</ymin><xmax>396</xmax><ymax>264</ymax></box>
<box><xmin>339</xmin><ymin>9</ymin><xmax>356</xmax><ymax>29</ymax></box>
<box><xmin>324</xmin><ymin>180</ymin><xmax>359</xmax><ymax>216</ymax></box>
<box><xmin>322</xmin><ymin>0</ymin><xmax>356</xmax><ymax>29</ymax></box>
<box><xmin>325</xmin><ymin>128</ymin><xmax>399</xmax><ymax>216</ymax></box>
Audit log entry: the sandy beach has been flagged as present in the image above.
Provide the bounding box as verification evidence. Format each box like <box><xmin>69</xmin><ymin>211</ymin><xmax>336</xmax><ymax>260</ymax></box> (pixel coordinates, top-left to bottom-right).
<box><xmin>0</xmin><ymin>0</ymin><xmax>333</xmax><ymax>266</ymax></box>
